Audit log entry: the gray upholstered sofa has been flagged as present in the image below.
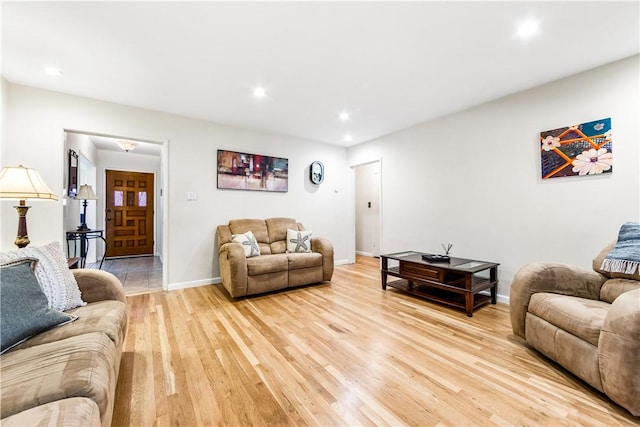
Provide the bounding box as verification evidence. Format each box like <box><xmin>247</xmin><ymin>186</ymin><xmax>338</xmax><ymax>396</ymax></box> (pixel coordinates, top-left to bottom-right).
<box><xmin>510</xmin><ymin>241</ymin><xmax>640</xmax><ymax>416</ymax></box>
<box><xmin>0</xmin><ymin>269</ymin><xmax>128</xmax><ymax>427</ymax></box>
<box><xmin>216</xmin><ymin>217</ymin><xmax>334</xmax><ymax>298</ymax></box>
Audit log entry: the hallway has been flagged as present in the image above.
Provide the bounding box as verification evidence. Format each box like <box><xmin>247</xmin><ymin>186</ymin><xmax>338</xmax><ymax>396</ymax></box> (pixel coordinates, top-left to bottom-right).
<box><xmin>87</xmin><ymin>256</ymin><xmax>162</xmax><ymax>295</ymax></box>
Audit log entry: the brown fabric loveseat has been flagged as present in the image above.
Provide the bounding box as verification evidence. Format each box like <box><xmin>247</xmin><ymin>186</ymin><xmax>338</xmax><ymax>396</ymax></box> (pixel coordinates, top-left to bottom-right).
<box><xmin>217</xmin><ymin>217</ymin><xmax>334</xmax><ymax>298</ymax></box>
<box><xmin>0</xmin><ymin>269</ymin><xmax>128</xmax><ymax>427</ymax></box>
<box><xmin>510</xmin><ymin>241</ymin><xmax>640</xmax><ymax>416</ymax></box>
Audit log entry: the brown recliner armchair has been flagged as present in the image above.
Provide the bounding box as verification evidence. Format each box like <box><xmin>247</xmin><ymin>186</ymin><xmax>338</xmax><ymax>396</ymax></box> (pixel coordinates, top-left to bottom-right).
<box><xmin>216</xmin><ymin>217</ymin><xmax>334</xmax><ymax>298</ymax></box>
<box><xmin>510</xmin><ymin>241</ymin><xmax>640</xmax><ymax>416</ymax></box>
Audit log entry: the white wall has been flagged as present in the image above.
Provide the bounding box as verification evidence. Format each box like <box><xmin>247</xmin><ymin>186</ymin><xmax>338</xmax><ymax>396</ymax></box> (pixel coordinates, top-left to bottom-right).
<box><xmin>2</xmin><ymin>84</ymin><xmax>350</xmax><ymax>289</ymax></box>
<box><xmin>1</xmin><ymin>79</ymin><xmax>7</xmax><ymax>167</ymax></box>
<box><xmin>348</xmin><ymin>55</ymin><xmax>640</xmax><ymax>299</ymax></box>
<box><xmin>64</xmin><ymin>132</ymin><xmax>98</xmax><ymax>234</ymax></box>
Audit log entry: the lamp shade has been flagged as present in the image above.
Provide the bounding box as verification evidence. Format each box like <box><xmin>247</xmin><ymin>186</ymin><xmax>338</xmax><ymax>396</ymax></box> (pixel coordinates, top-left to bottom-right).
<box><xmin>0</xmin><ymin>165</ymin><xmax>58</xmax><ymax>201</ymax></box>
<box><xmin>75</xmin><ymin>184</ymin><xmax>97</xmax><ymax>201</ymax></box>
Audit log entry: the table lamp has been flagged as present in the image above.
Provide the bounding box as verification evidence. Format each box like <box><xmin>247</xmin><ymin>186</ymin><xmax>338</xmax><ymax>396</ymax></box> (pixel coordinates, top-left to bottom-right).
<box><xmin>75</xmin><ymin>184</ymin><xmax>97</xmax><ymax>231</ymax></box>
<box><xmin>0</xmin><ymin>165</ymin><xmax>58</xmax><ymax>248</ymax></box>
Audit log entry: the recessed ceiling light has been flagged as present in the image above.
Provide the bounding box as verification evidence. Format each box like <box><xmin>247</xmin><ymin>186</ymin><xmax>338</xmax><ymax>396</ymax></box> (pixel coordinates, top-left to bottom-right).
<box><xmin>343</xmin><ymin>134</ymin><xmax>353</xmax><ymax>142</ymax></box>
<box><xmin>339</xmin><ymin>112</ymin><xmax>350</xmax><ymax>121</ymax></box>
<box><xmin>253</xmin><ymin>87</ymin><xmax>267</xmax><ymax>98</ymax></box>
<box><xmin>44</xmin><ymin>66</ymin><xmax>63</xmax><ymax>77</ymax></box>
<box><xmin>517</xmin><ymin>20</ymin><xmax>539</xmax><ymax>38</ymax></box>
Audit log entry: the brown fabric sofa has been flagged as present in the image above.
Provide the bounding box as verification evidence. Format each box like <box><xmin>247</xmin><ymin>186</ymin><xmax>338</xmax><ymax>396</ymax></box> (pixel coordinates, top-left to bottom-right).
<box><xmin>0</xmin><ymin>269</ymin><xmax>128</xmax><ymax>427</ymax></box>
<box><xmin>217</xmin><ymin>217</ymin><xmax>334</xmax><ymax>298</ymax></box>
<box><xmin>510</xmin><ymin>242</ymin><xmax>640</xmax><ymax>416</ymax></box>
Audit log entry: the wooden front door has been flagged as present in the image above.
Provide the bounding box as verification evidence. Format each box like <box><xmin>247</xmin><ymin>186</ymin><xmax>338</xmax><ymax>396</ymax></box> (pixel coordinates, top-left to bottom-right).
<box><xmin>105</xmin><ymin>170</ymin><xmax>154</xmax><ymax>257</ymax></box>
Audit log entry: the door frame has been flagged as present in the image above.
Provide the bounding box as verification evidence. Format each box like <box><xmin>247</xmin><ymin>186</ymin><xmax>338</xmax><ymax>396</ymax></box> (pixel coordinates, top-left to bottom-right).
<box><xmin>79</xmin><ymin>153</ymin><xmax>97</xmax><ymax>263</ymax></box>
<box><xmin>63</xmin><ymin>129</ymin><xmax>169</xmax><ymax>291</ymax></box>
<box><xmin>348</xmin><ymin>158</ymin><xmax>383</xmax><ymax>264</ymax></box>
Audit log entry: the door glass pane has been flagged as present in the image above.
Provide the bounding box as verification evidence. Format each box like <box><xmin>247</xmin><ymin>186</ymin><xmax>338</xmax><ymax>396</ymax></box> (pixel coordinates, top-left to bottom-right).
<box><xmin>138</xmin><ymin>191</ymin><xmax>147</xmax><ymax>207</ymax></box>
<box><xmin>114</xmin><ymin>191</ymin><xmax>123</xmax><ymax>207</ymax></box>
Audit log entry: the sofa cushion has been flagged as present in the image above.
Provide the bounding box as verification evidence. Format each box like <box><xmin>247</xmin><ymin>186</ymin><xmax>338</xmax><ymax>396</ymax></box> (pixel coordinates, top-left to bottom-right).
<box><xmin>231</xmin><ymin>231</ymin><xmax>261</xmax><ymax>258</ymax></box>
<box><xmin>247</xmin><ymin>254</ymin><xmax>288</xmax><ymax>276</ymax></box>
<box><xmin>287</xmin><ymin>252</ymin><xmax>323</xmax><ymax>269</ymax></box>
<box><xmin>525</xmin><ymin>313</ymin><xmax>603</xmax><ymax>391</ymax></box>
<box><xmin>12</xmin><ymin>300</ymin><xmax>127</xmax><ymax>352</ymax></box>
<box><xmin>265</xmin><ymin>218</ymin><xmax>299</xmax><ymax>246</ymax></box>
<box><xmin>286</xmin><ymin>229</ymin><xmax>312</xmax><ymax>253</ymax></box>
<box><xmin>229</xmin><ymin>219</ymin><xmax>271</xmax><ymax>254</ymax></box>
<box><xmin>0</xmin><ymin>397</ymin><xmax>101</xmax><ymax>427</ymax></box>
<box><xmin>1</xmin><ymin>259</ymin><xmax>77</xmax><ymax>354</ymax></box>
<box><xmin>599</xmin><ymin>279</ymin><xmax>640</xmax><ymax>303</ymax></box>
<box><xmin>528</xmin><ymin>293</ymin><xmax>609</xmax><ymax>346</ymax></box>
<box><xmin>0</xmin><ymin>332</ymin><xmax>117</xmax><ymax>421</ymax></box>
<box><xmin>0</xmin><ymin>241</ymin><xmax>86</xmax><ymax>311</ymax></box>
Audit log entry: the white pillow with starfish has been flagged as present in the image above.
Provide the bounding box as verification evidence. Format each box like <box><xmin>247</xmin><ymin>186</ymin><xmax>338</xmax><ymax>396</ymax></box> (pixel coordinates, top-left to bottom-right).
<box><xmin>231</xmin><ymin>231</ymin><xmax>260</xmax><ymax>258</ymax></box>
<box><xmin>286</xmin><ymin>229</ymin><xmax>312</xmax><ymax>253</ymax></box>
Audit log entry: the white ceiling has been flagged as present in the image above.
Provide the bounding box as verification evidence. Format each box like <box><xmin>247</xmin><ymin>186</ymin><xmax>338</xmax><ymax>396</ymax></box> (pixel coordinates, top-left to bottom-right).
<box><xmin>3</xmin><ymin>1</ymin><xmax>639</xmax><ymax>147</ymax></box>
<box><xmin>87</xmin><ymin>135</ymin><xmax>162</xmax><ymax>156</ymax></box>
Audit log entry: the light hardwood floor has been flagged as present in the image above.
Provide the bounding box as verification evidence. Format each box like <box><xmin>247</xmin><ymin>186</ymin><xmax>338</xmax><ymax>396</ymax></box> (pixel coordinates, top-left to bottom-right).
<box><xmin>112</xmin><ymin>256</ymin><xmax>637</xmax><ymax>426</ymax></box>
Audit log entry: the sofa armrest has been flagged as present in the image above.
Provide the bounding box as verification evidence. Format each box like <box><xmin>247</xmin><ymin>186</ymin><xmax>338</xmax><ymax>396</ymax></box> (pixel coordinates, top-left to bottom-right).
<box><xmin>598</xmin><ymin>288</ymin><xmax>640</xmax><ymax>416</ymax></box>
<box><xmin>218</xmin><ymin>242</ymin><xmax>248</xmax><ymax>298</ymax></box>
<box><xmin>72</xmin><ymin>269</ymin><xmax>126</xmax><ymax>304</ymax></box>
<box><xmin>509</xmin><ymin>262</ymin><xmax>606</xmax><ymax>338</ymax></box>
<box><xmin>311</xmin><ymin>237</ymin><xmax>334</xmax><ymax>281</ymax></box>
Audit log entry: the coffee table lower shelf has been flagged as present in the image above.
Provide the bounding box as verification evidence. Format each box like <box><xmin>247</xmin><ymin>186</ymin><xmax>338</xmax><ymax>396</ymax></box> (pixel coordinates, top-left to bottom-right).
<box><xmin>385</xmin><ymin>279</ymin><xmax>493</xmax><ymax>315</ymax></box>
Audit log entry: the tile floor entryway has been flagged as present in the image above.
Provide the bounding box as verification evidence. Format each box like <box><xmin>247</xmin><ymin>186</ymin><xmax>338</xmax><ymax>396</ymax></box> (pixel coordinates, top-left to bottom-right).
<box><xmin>87</xmin><ymin>256</ymin><xmax>163</xmax><ymax>295</ymax></box>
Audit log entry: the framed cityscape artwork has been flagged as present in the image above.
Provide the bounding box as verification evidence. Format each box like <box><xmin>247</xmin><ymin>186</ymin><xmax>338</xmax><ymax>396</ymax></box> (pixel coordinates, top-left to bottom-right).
<box><xmin>540</xmin><ymin>117</ymin><xmax>612</xmax><ymax>179</ymax></box>
<box><xmin>217</xmin><ymin>149</ymin><xmax>288</xmax><ymax>192</ymax></box>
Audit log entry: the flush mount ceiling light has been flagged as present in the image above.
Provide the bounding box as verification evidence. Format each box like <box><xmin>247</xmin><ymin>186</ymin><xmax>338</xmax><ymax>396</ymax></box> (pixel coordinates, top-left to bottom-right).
<box><xmin>339</xmin><ymin>112</ymin><xmax>350</xmax><ymax>121</ymax></box>
<box><xmin>343</xmin><ymin>134</ymin><xmax>353</xmax><ymax>142</ymax></box>
<box><xmin>253</xmin><ymin>87</ymin><xmax>267</xmax><ymax>98</ymax></box>
<box><xmin>116</xmin><ymin>140</ymin><xmax>138</xmax><ymax>152</ymax></box>
<box><xmin>44</xmin><ymin>66</ymin><xmax>63</xmax><ymax>76</ymax></box>
<box><xmin>516</xmin><ymin>19</ymin><xmax>539</xmax><ymax>38</ymax></box>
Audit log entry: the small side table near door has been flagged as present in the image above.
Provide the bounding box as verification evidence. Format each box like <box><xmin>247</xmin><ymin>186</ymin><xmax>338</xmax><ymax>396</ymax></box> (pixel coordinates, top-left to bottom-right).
<box><xmin>66</xmin><ymin>229</ymin><xmax>107</xmax><ymax>269</ymax></box>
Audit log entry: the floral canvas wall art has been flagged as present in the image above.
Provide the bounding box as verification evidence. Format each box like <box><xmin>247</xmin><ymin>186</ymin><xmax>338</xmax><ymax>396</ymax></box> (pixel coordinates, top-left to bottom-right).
<box><xmin>540</xmin><ymin>118</ymin><xmax>612</xmax><ymax>179</ymax></box>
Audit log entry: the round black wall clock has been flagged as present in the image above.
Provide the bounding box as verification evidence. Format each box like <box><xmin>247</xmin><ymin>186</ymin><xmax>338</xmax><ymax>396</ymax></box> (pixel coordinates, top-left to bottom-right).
<box><xmin>310</xmin><ymin>161</ymin><xmax>324</xmax><ymax>184</ymax></box>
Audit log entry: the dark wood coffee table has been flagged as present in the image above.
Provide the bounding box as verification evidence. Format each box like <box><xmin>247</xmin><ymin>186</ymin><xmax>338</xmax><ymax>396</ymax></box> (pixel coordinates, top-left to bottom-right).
<box><xmin>380</xmin><ymin>251</ymin><xmax>499</xmax><ymax>317</ymax></box>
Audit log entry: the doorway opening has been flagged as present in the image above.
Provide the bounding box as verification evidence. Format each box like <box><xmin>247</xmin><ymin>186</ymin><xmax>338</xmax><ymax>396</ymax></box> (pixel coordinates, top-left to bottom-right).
<box><xmin>351</xmin><ymin>160</ymin><xmax>382</xmax><ymax>262</ymax></box>
<box><xmin>63</xmin><ymin>129</ymin><xmax>168</xmax><ymax>294</ymax></box>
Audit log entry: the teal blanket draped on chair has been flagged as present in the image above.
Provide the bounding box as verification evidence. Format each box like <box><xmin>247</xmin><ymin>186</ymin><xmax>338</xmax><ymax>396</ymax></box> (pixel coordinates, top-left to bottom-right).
<box><xmin>601</xmin><ymin>222</ymin><xmax>640</xmax><ymax>275</ymax></box>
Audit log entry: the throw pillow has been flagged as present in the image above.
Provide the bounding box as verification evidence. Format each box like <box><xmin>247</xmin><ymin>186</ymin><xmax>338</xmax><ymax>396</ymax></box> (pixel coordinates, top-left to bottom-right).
<box><xmin>286</xmin><ymin>229</ymin><xmax>312</xmax><ymax>253</ymax></box>
<box><xmin>1</xmin><ymin>259</ymin><xmax>77</xmax><ymax>354</ymax></box>
<box><xmin>231</xmin><ymin>231</ymin><xmax>260</xmax><ymax>258</ymax></box>
<box><xmin>0</xmin><ymin>241</ymin><xmax>86</xmax><ymax>311</ymax></box>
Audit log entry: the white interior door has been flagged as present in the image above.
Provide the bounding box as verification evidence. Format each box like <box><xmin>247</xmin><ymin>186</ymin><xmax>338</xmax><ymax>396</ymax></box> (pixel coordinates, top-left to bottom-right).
<box><xmin>355</xmin><ymin>161</ymin><xmax>381</xmax><ymax>257</ymax></box>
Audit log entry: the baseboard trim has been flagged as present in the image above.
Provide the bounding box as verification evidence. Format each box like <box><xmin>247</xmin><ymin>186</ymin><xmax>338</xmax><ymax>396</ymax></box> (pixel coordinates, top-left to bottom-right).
<box><xmin>169</xmin><ymin>260</ymin><xmax>349</xmax><ymax>290</ymax></box>
<box><xmin>168</xmin><ymin>277</ymin><xmax>221</xmax><ymax>291</ymax></box>
<box><xmin>355</xmin><ymin>251</ymin><xmax>374</xmax><ymax>257</ymax></box>
<box><xmin>497</xmin><ymin>294</ymin><xmax>510</xmax><ymax>305</ymax></box>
